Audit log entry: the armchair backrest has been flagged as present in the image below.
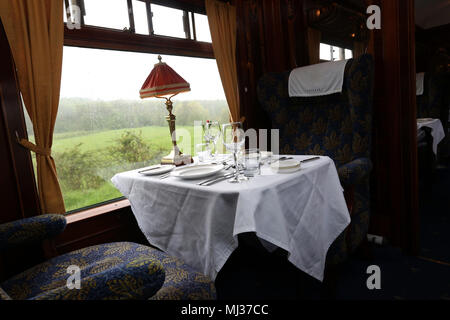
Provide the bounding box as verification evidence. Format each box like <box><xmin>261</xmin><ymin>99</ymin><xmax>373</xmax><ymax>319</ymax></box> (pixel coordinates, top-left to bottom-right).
<box><xmin>257</xmin><ymin>54</ymin><xmax>374</xmax><ymax>167</ymax></box>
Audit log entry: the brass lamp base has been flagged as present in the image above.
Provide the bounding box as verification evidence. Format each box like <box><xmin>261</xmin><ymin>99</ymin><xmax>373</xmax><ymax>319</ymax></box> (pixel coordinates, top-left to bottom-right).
<box><xmin>161</xmin><ymin>145</ymin><xmax>192</xmax><ymax>166</ymax></box>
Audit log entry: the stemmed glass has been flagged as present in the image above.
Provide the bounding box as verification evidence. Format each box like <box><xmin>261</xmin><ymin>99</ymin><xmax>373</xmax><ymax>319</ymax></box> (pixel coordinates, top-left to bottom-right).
<box><xmin>203</xmin><ymin>121</ymin><xmax>221</xmax><ymax>158</ymax></box>
<box><xmin>222</xmin><ymin>122</ymin><xmax>247</xmax><ymax>183</ymax></box>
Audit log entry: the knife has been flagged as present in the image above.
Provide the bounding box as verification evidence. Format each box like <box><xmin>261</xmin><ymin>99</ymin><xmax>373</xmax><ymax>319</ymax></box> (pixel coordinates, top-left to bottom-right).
<box><xmin>202</xmin><ymin>173</ymin><xmax>235</xmax><ymax>186</ymax></box>
<box><xmin>198</xmin><ymin>171</ymin><xmax>239</xmax><ymax>186</ymax></box>
<box><xmin>300</xmin><ymin>156</ymin><xmax>321</xmax><ymax>163</ymax></box>
<box><xmin>138</xmin><ymin>165</ymin><xmax>162</xmax><ymax>173</ymax></box>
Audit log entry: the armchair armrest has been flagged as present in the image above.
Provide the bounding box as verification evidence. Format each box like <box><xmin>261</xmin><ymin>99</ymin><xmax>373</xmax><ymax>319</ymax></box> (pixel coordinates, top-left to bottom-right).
<box><xmin>338</xmin><ymin>157</ymin><xmax>372</xmax><ymax>188</ymax></box>
<box><xmin>0</xmin><ymin>214</ymin><xmax>67</xmax><ymax>252</ymax></box>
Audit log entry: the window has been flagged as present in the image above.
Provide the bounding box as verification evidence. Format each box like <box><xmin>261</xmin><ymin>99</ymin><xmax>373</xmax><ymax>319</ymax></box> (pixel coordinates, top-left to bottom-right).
<box><xmin>83</xmin><ymin>0</ymin><xmax>130</xmax><ymax>30</ymax></box>
<box><xmin>64</xmin><ymin>0</ymin><xmax>212</xmax><ymax>43</ymax></box>
<box><xmin>193</xmin><ymin>13</ymin><xmax>212</xmax><ymax>42</ymax></box>
<box><xmin>23</xmin><ymin>2</ymin><xmax>223</xmax><ymax>212</ymax></box>
<box><xmin>37</xmin><ymin>47</ymin><xmax>227</xmax><ymax>212</ymax></box>
<box><xmin>320</xmin><ymin>43</ymin><xmax>353</xmax><ymax>61</ymax></box>
<box><xmin>132</xmin><ymin>0</ymin><xmax>150</xmax><ymax>35</ymax></box>
<box><xmin>152</xmin><ymin>4</ymin><xmax>186</xmax><ymax>38</ymax></box>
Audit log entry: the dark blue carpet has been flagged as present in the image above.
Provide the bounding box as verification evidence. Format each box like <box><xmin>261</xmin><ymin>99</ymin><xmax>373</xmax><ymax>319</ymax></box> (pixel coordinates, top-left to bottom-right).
<box><xmin>336</xmin><ymin>166</ymin><xmax>450</xmax><ymax>300</ymax></box>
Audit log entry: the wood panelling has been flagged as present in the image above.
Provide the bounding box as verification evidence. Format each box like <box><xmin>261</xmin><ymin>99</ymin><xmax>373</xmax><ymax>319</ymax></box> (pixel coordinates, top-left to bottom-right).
<box><xmin>367</xmin><ymin>0</ymin><xmax>420</xmax><ymax>254</ymax></box>
<box><xmin>54</xmin><ymin>204</ymin><xmax>147</xmax><ymax>256</ymax></box>
<box><xmin>0</xmin><ymin>20</ymin><xmax>40</xmax><ymax>223</ymax></box>
<box><xmin>64</xmin><ymin>25</ymin><xmax>214</xmax><ymax>59</ymax></box>
<box><xmin>236</xmin><ymin>0</ymin><xmax>308</xmax><ymax>131</ymax></box>
<box><xmin>0</xmin><ymin>19</ymin><xmax>42</xmax><ymax>281</ymax></box>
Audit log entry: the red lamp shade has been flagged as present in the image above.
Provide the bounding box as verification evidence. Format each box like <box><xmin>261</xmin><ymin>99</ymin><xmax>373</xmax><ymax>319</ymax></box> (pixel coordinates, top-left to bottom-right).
<box><xmin>139</xmin><ymin>55</ymin><xmax>191</xmax><ymax>99</ymax></box>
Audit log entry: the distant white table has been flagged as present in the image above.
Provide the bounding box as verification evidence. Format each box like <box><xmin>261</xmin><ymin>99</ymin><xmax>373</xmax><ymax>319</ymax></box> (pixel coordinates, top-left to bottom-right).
<box><xmin>417</xmin><ymin>119</ymin><xmax>445</xmax><ymax>155</ymax></box>
<box><xmin>111</xmin><ymin>155</ymin><xmax>350</xmax><ymax>282</ymax></box>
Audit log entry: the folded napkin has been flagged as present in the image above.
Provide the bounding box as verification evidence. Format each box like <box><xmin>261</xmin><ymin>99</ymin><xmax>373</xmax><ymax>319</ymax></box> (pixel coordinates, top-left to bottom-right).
<box><xmin>416</xmin><ymin>72</ymin><xmax>425</xmax><ymax>96</ymax></box>
<box><xmin>288</xmin><ymin>59</ymin><xmax>349</xmax><ymax>97</ymax></box>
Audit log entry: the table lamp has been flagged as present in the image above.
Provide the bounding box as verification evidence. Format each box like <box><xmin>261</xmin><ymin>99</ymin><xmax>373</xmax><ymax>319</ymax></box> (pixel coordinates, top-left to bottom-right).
<box><xmin>140</xmin><ymin>55</ymin><xmax>192</xmax><ymax>165</ymax></box>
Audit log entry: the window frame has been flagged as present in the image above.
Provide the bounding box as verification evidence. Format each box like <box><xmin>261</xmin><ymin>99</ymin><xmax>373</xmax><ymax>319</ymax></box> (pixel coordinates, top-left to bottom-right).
<box><xmin>64</xmin><ymin>0</ymin><xmax>212</xmax><ymax>48</ymax></box>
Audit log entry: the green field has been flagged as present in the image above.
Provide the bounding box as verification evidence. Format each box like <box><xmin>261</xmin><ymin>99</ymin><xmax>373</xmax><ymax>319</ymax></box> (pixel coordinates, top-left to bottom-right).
<box><xmin>53</xmin><ymin>126</ymin><xmax>195</xmax><ymax>153</ymax></box>
<box><xmin>48</xmin><ymin>125</ymin><xmax>217</xmax><ymax>212</ymax></box>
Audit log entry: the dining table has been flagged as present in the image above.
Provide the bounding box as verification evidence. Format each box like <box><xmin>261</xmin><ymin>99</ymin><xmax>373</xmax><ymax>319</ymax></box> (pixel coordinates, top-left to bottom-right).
<box><xmin>111</xmin><ymin>155</ymin><xmax>350</xmax><ymax>282</ymax></box>
<box><xmin>417</xmin><ymin>118</ymin><xmax>445</xmax><ymax>155</ymax></box>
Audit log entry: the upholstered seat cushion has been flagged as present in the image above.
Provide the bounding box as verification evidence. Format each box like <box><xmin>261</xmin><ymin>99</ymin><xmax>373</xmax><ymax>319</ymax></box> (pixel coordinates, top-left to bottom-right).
<box><xmin>1</xmin><ymin>242</ymin><xmax>165</xmax><ymax>300</ymax></box>
<box><xmin>149</xmin><ymin>248</ymin><xmax>216</xmax><ymax>300</ymax></box>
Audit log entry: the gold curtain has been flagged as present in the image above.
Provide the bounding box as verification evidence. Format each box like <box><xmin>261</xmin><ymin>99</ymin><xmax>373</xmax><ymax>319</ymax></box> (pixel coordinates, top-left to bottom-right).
<box><xmin>0</xmin><ymin>1</ymin><xmax>65</xmax><ymax>213</ymax></box>
<box><xmin>307</xmin><ymin>27</ymin><xmax>321</xmax><ymax>65</ymax></box>
<box><xmin>205</xmin><ymin>0</ymin><xmax>241</xmax><ymax>122</ymax></box>
<box><xmin>353</xmin><ymin>41</ymin><xmax>366</xmax><ymax>58</ymax></box>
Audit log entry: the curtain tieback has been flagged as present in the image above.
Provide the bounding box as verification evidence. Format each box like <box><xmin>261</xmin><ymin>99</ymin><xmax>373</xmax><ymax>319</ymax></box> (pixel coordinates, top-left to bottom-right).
<box><xmin>18</xmin><ymin>138</ymin><xmax>51</xmax><ymax>156</ymax></box>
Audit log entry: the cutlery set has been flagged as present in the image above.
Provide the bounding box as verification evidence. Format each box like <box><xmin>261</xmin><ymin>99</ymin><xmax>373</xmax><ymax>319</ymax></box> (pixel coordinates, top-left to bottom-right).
<box><xmin>141</xmin><ymin>156</ymin><xmax>321</xmax><ymax>185</ymax></box>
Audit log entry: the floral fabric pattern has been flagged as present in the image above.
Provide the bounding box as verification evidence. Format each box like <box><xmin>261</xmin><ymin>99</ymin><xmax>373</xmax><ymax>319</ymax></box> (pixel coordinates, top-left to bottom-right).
<box><xmin>0</xmin><ymin>214</ymin><xmax>67</xmax><ymax>252</ymax></box>
<box><xmin>1</xmin><ymin>242</ymin><xmax>166</xmax><ymax>300</ymax></box>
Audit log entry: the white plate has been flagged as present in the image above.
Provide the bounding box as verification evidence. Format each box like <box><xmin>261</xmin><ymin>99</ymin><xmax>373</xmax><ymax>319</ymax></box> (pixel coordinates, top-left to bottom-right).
<box><xmin>138</xmin><ymin>164</ymin><xmax>175</xmax><ymax>176</ymax></box>
<box><xmin>270</xmin><ymin>160</ymin><xmax>301</xmax><ymax>173</ymax></box>
<box><xmin>171</xmin><ymin>164</ymin><xmax>224</xmax><ymax>180</ymax></box>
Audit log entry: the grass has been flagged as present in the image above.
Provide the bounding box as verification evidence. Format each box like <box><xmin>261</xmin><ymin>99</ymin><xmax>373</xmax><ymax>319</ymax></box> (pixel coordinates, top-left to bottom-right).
<box><xmin>53</xmin><ymin>126</ymin><xmax>198</xmax><ymax>154</ymax></box>
<box><xmin>62</xmin><ymin>182</ymin><xmax>123</xmax><ymax>212</ymax></box>
<box><xmin>46</xmin><ymin>125</ymin><xmax>223</xmax><ymax>212</ymax></box>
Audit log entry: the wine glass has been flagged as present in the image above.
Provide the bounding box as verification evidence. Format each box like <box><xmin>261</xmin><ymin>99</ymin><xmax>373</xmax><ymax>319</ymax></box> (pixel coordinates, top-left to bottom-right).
<box><xmin>206</xmin><ymin>121</ymin><xmax>221</xmax><ymax>157</ymax></box>
<box><xmin>222</xmin><ymin>122</ymin><xmax>247</xmax><ymax>183</ymax></box>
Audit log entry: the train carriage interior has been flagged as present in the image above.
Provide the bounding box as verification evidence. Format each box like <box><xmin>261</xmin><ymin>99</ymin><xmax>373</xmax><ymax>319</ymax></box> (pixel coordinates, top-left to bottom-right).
<box><xmin>0</xmin><ymin>0</ymin><xmax>449</xmax><ymax>309</ymax></box>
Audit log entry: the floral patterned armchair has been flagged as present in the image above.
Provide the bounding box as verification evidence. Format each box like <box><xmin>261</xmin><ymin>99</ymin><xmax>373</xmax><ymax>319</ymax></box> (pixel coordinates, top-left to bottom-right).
<box><xmin>257</xmin><ymin>54</ymin><xmax>374</xmax><ymax>265</ymax></box>
<box><xmin>0</xmin><ymin>214</ymin><xmax>215</xmax><ymax>300</ymax></box>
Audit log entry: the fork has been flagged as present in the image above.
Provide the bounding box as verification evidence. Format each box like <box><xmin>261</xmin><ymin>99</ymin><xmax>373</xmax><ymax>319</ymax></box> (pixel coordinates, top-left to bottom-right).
<box><xmin>158</xmin><ymin>173</ymin><xmax>171</xmax><ymax>179</ymax></box>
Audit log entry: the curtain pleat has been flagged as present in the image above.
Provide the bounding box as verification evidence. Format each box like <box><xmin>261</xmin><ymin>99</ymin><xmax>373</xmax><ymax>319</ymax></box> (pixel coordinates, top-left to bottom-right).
<box><xmin>205</xmin><ymin>0</ymin><xmax>241</xmax><ymax>123</ymax></box>
<box><xmin>0</xmin><ymin>0</ymin><xmax>65</xmax><ymax>213</ymax></box>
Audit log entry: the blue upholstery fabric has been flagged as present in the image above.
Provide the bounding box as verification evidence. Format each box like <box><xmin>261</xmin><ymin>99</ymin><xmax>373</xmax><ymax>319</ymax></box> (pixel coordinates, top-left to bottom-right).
<box><xmin>338</xmin><ymin>158</ymin><xmax>373</xmax><ymax>188</ymax></box>
<box><xmin>149</xmin><ymin>249</ymin><xmax>217</xmax><ymax>300</ymax></box>
<box><xmin>0</xmin><ymin>214</ymin><xmax>67</xmax><ymax>252</ymax></box>
<box><xmin>1</xmin><ymin>242</ymin><xmax>165</xmax><ymax>300</ymax></box>
<box><xmin>257</xmin><ymin>54</ymin><xmax>374</xmax><ymax>265</ymax></box>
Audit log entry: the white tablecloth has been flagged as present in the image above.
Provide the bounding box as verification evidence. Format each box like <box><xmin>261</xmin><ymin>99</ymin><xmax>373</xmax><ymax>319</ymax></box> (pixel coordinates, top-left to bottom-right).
<box><xmin>111</xmin><ymin>155</ymin><xmax>350</xmax><ymax>282</ymax></box>
<box><xmin>417</xmin><ymin>119</ymin><xmax>445</xmax><ymax>155</ymax></box>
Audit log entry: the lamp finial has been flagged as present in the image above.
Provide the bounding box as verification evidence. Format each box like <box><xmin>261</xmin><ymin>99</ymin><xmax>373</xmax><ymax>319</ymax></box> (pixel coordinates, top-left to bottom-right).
<box><xmin>158</xmin><ymin>55</ymin><xmax>162</xmax><ymax>63</ymax></box>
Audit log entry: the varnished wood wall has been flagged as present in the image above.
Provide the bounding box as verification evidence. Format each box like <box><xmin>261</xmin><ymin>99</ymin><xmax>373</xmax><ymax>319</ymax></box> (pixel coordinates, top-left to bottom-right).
<box><xmin>236</xmin><ymin>0</ymin><xmax>309</xmax><ymax>131</ymax></box>
<box><xmin>0</xmin><ymin>21</ymin><xmax>40</xmax><ymax>224</ymax></box>
<box><xmin>367</xmin><ymin>0</ymin><xmax>419</xmax><ymax>254</ymax></box>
